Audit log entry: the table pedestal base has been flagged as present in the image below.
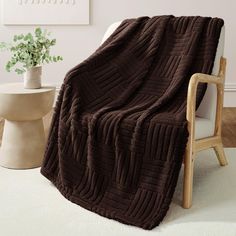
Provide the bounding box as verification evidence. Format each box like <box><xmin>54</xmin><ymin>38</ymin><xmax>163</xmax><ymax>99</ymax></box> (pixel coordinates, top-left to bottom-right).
<box><xmin>0</xmin><ymin>119</ymin><xmax>46</xmax><ymax>169</ymax></box>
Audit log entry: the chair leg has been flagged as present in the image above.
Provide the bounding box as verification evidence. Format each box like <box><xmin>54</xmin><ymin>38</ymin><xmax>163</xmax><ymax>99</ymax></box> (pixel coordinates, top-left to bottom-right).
<box><xmin>213</xmin><ymin>143</ymin><xmax>228</xmax><ymax>166</ymax></box>
<box><xmin>183</xmin><ymin>147</ymin><xmax>195</xmax><ymax>209</ymax></box>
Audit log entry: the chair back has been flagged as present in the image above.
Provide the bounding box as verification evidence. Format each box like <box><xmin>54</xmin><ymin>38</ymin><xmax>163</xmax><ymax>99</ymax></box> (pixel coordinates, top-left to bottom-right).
<box><xmin>101</xmin><ymin>22</ymin><xmax>225</xmax><ymax>121</ymax></box>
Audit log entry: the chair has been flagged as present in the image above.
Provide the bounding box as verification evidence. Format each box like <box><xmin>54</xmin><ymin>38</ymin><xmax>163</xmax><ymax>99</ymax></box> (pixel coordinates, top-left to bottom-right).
<box><xmin>101</xmin><ymin>21</ymin><xmax>228</xmax><ymax>209</ymax></box>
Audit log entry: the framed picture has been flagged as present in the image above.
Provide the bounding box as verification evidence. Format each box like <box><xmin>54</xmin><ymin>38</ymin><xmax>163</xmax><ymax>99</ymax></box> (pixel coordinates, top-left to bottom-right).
<box><xmin>2</xmin><ymin>0</ymin><xmax>90</xmax><ymax>25</ymax></box>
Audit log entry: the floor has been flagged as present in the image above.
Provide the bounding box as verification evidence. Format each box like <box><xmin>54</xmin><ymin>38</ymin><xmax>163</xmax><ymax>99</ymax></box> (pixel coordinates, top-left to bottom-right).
<box><xmin>222</xmin><ymin>108</ymin><xmax>236</xmax><ymax>147</ymax></box>
<box><xmin>0</xmin><ymin>108</ymin><xmax>236</xmax><ymax>147</ymax></box>
<box><xmin>0</xmin><ymin>148</ymin><xmax>235</xmax><ymax>236</ymax></box>
<box><xmin>0</xmin><ymin>108</ymin><xmax>235</xmax><ymax>235</ymax></box>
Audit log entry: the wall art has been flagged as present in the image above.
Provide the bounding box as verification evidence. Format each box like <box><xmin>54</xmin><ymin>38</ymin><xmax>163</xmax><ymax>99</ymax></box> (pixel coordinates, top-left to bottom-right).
<box><xmin>2</xmin><ymin>0</ymin><xmax>89</xmax><ymax>25</ymax></box>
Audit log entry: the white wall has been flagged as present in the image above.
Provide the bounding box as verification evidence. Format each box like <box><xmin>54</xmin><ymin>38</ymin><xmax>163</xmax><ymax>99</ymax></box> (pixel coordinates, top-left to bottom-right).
<box><xmin>0</xmin><ymin>0</ymin><xmax>235</xmax><ymax>106</ymax></box>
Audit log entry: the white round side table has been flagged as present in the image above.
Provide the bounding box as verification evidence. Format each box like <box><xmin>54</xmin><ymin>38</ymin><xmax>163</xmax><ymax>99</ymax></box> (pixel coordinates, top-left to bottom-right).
<box><xmin>0</xmin><ymin>83</ymin><xmax>55</xmax><ymax>169</ymax></box>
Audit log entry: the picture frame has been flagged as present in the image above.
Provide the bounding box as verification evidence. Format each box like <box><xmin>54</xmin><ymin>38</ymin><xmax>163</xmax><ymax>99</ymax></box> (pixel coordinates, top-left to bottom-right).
<box><xmin>2</xmin><ymin>0</ymin><xmax>90</xmax><ymax>25</ymax></box>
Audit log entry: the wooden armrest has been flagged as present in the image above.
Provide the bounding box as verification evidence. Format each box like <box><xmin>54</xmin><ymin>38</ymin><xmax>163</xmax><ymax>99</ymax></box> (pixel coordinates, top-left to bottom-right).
<box><xmin>186</xmin><ymin>57</ymin><xmax>226</xmax><ymax>142</ymax></box>
<box><xmin>188</xmin><ymin>73</ymin><xmax>223</xmax><ymax>86</ymax></box>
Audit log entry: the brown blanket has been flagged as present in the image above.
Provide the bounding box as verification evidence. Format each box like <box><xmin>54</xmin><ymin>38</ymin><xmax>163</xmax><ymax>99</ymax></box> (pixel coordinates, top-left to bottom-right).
<box><xmin>41</xmin><ymin>16</ymin><xmax>223</xmax><ymax>230</ymax></box>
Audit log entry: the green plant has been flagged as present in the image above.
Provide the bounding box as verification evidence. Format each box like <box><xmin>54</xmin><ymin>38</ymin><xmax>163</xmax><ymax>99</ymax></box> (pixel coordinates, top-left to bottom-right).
<box><xmin>0</xmin><ymin>28</ymin><xmax>63</xmax><ymax>75</ymax></box>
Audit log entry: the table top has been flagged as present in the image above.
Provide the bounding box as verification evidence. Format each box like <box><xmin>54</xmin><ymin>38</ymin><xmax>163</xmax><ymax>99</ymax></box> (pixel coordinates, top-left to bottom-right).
<box><xmin>0</xmin><ymin>83</ymin><xmax>56</xmax><ymax>95</ymax></box>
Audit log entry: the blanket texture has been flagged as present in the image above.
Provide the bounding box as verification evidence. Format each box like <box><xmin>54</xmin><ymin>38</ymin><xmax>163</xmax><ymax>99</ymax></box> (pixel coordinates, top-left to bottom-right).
<box><xmin>41</xmin><ymin>16</ymin><xmax>223</xmax><ymax>229</ymax></box>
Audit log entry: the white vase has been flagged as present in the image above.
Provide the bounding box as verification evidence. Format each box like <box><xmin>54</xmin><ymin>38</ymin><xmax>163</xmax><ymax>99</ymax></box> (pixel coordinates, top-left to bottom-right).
<box><xmin>23</xmin><ymin>66</ymin><xmax>42</xmax><ymax>89</ymax></box>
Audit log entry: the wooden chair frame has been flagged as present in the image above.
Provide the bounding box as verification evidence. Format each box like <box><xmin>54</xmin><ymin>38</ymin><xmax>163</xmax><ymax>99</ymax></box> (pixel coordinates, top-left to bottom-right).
<box><xmin>183</xmin><ymin>57</ymin><xmax>228</xmax><ymax>209</ymax></box>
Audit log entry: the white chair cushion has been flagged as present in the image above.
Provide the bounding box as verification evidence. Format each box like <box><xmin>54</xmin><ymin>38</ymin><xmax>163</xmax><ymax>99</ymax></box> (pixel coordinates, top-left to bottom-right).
<box><xmin>195</xmin><ymin>117</ymin><xmax>215</xmax><ymax>139</ymax></box>
<box><xmin>195</xmin><ymin>26</ymin><xmax>225</xmax><ymax>139</ymax></box>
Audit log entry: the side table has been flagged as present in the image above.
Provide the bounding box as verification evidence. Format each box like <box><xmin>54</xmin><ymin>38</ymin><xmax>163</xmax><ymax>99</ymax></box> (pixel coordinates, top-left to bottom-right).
<box><xmin>0</xmin><ymin>83</ymin><xmax>55</xmax><ymax>169</ymax></box>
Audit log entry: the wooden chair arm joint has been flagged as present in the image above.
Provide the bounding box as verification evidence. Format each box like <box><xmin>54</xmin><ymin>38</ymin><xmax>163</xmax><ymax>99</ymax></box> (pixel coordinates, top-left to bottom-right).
<box><xmin>187</xmin><ymin>73</ymin><xmax>224</xmax><ymax>119</ymax></box>
<box><xmin>189</xmin><ymin>73</ymin><xmax>223</xmax><ymax>90</ymax></box>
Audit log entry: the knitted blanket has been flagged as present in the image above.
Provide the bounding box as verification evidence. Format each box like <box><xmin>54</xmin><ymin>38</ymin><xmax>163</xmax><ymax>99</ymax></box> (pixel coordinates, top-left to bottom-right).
<box><xmin>41</xmin><ymin>16</ymin><xmax>223</xmax><ymax>230</ymax></box>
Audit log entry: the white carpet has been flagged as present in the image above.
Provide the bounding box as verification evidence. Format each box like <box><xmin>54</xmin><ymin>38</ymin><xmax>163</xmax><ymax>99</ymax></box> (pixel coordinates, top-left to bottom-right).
<box><xmin>0</xmin><ymin>149</ymin><xmax>236</xmax><ymax>236</ymax></box>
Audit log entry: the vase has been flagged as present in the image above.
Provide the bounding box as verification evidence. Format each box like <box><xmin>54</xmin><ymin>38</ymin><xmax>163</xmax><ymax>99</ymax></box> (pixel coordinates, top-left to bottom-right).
<box><xmin>23</xmin><ymin>66</ymin><xmax>42</xmax><ymax>89</ymax></box>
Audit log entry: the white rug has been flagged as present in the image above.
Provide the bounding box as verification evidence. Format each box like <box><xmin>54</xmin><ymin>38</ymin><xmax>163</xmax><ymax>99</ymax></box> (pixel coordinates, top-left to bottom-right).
<box><xmin>0</xmin><ymin>149</ymin><xmax>235</xmax><ymax>236</ymax></box>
